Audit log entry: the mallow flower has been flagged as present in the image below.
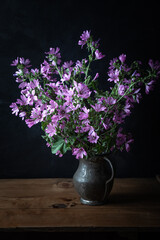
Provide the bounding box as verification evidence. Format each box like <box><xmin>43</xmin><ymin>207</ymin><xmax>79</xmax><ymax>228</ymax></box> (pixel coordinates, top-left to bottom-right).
<box><xmin>10</xmin><ymin>30</ymin><xmax>159</xmax><ymax>159</ymax></box>
<box><xmin>72</xmin><ymin>147</ymin><xmax>87</xmax><ymax>159</ymax></box>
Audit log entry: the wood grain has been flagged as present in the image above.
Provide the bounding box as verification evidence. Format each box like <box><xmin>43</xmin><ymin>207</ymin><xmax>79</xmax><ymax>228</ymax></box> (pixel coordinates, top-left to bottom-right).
<box><xmin>0</xmin><ymin>178</ymin><xmax>160</xmax><ymax>231</ymax></box>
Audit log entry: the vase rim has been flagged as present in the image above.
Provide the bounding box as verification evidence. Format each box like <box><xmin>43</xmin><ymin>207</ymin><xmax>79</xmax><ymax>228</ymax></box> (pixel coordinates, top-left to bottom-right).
<box><xmin>80</xmin><ymin>154</ymin><xmax>110</xmax><ymax>162</ymax></box>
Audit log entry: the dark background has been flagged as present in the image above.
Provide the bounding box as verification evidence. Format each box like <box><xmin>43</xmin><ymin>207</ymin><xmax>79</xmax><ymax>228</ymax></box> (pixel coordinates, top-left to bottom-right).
<box><xmin>0</xmin><ymin>0</ymin><xmax>160</xmax><ymax>178</ymax></box>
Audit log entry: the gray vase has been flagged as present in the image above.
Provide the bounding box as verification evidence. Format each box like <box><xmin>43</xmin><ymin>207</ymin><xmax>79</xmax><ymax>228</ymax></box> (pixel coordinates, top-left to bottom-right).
<box><xmin>73</xmin><ymin>155</ymin><xmax>114</xmax><ymax>205</ymax></box>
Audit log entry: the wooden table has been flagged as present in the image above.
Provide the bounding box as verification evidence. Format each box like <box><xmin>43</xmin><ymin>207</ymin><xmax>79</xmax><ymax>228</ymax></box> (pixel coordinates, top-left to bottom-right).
<box><xmin>0</xmin><ymin>178</ymin><xmax>160</xmax><ymax>232</ymax></box>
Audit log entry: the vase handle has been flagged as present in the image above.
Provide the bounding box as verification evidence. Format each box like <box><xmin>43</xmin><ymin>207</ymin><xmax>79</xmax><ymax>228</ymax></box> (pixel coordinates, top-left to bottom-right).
<box><xmin>103</xmin><ymin>157</ymin><xmax>114</xmax><ymax>200</ymax></box>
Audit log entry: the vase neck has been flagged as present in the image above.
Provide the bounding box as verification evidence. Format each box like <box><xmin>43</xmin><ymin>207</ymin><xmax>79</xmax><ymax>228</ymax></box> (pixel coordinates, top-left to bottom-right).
<box><xmin>81</xmin><ymin>155</ymin><xmax>109</xmax><ymax>163</ymax></box>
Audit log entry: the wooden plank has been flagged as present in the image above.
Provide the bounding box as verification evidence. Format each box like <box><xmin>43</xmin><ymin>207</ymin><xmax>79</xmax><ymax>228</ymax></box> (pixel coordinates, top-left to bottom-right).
<box><xmin>0</xmin><ymin>207</ymin><xmax>160</xmax><ymax>229</ymax></box>
<box><xmin>0</xmin><ymin>178</ymin><xmax>160</xmax><ymax>230</ymax></box>
<box><xmin>0</xmin><ymin>178</ymin><xmax>160</xmax><ymax>209</ymax></box>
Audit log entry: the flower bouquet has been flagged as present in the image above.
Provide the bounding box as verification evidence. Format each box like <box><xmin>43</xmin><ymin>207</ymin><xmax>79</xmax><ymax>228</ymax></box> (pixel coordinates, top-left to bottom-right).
<box><xmin>10</xmin><ymin>30</ymin><xmax>160</xmax><ymax>160</ymax></box>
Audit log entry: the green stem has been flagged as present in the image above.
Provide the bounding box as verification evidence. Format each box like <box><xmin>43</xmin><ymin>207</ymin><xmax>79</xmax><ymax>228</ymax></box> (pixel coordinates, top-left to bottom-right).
<box><xmin>118</xmin><ymin>82</ymin><xmax>137</xmax><ymax>102</ymax></box>
<box><xmin>85</xmin><ymin>61</ymin><xmax>91</xmax><ymax>79</ymax></box>
<box><xmin>84</xmin><ymin>46</ymin><xmax>94</xmax><ymax>83</ymax></box>
<box><xmin>55</xmin><ymin>65</ymin><xmax>62</xmax><ymax>79</ymax></box>
<box><xmin>103</xmin><ymin>81</ymin><xmax>137</xmax><ymax>119</ymax></box>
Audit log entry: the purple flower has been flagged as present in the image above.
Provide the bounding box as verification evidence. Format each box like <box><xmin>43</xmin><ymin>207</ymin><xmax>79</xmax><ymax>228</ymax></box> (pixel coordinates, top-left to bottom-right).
<box><xmin>15</xmin><ymin>77</ymin><xmax>22</xmax><ymax>83</ymax></box>
<box><xmin>95</xmin><ymin>49</ymin><xmax>105</xmax><ymax>60</ymax></box>
<box><xmin>59</xmin><ymin>121</ymin><xmax>66</xmax><ymax>131</ymax></box>
<box><xmin>123</xmin><ymin>65</ymin><xmax>131</xmax><ymax>72</ymax></box>
<box><xmin>125</xmin><ymin>138</ymin><xmax>134</xmax><ymax>152</ymax></box>
<box><xmin>88</xmin><ymin>131</ymin><xmax>99</xmax><ymax>144</ymax></box>
<box><xmin>74</xmin><ymin>59</ymin><xmax>88</xmax><ymax>74</ymax></box>
<box><xmin>19</xmin><ymin>111</ymin><xmax>26</xmax><ymax>120</ymax></box>
<box><xmin>148</xmin><ymin>59</ymin><xmax>154</xmax><ymax>69</ymax></box>
<box><xmin>46</xmin><ymin>142</ymin><xmax>51</xmax><ymax>148</ymax></box>
<box><xmin>131</xmin><ymin>70</ymin><xmax>140</xmax><ymax>78</ymax></box>
<box><xmin>18</xmin><ymin>82</ymin><xmax>27</xmax><ymax>89</ymax></box>
<box><xmin>20</xmin><ymin>89</ymin><xmax>38</xmax><ymax>106</ymax></box>
<box><xmin>108</xmin><ymin>69</ymin><xmax>119</xmax><ymax>83</ymax></box>
<box><xmin>56</xmin><ymin>150</ymin><xmax>63</xmax><ymax>157</ymax></box>
<box><xmin>145</xmin><ymin>80</ymin><xmax>155</xmax><ymax>94</ymax></box>
<box><xmin>63</xmin><ymin>60</ymin><xmax>73</xmax><ymax>69</ymax></box>
<box><xmin>11</xmin><ymin>57</ymin><xmax>31</xmax><ymax>68</ymax></box>
<box><xmin>74</xmin><ymin>81</ymin><xmax>91</xmax><ymax>99</ymax></box>
<box><xmin>45</xmin><ymin>123</ymin><xmax>57</xmax><ymax>137</ymax></box>
<box><xmin>93</xmin><ymin>73</ymin><xmax>99</xmax><ymax>81</ymax></box>
<box><xmin>109</xmin><ymin>57</ymin><xmax>118</xmax><ymax>70</ymax></box>
<box><xmin>105</xmin><ymin>97</ymin><xmax>116</xmax><ymax>105</ymax></box>
<box><xmin>55</xmin><ymin>83</ymin><xmax>67</xmax><ymax>98</ymax></box>
<box><xmin>124</xmin><ymin>103</ymin><xmax>131</xmax><ymax>116</ymax></box>
<box><xmin>102</xmin><ymin>118</ymin><xmax>112</xmax><ymax>130</ymax></box>
<box><xmin>10</xmin><ymin>103</ymin><xmax>19</xmax><ymax>116</ymax></box>
<box><xmin>118</xmin><ymin>84</ymin><xmax>126</xmax><ymax>96</ymax></box>
<box><xmin>45</xmin><ymin>47</ymin><xmax>61</xmax><ymax>66</ymax></box>
<box><xmin>63</xmin><ymin>88</ymin><xmax>74</xmax><ymax>103</ymax></box>
<box><xmin>13</xmin><ymin>69</ymin><xmax>23</xmax><ymax>77</ymax></box>
<box><xmin>51</xmin><ymin>114</ymin><xmax>59</xmax><ymax>122</ymax></box>
<box><xmin>75</xmin><ymin>60</ymin><xmax>82</xmax><ymax>69</ymax></box>
<box><xmin>148</xmin><ymin>59</ymin><xmax>160</xmax><ymax>70</ymax></box>
<box><xmin>11</xmin><ymin>30</ymin><xmax>159</xmax><ymax>158</ymax></box>
<box><xmin>16</xmin><ymin>94</ymin><xmax>30</xmax><ymax>106</ymax></box>
<box><xmin>47</xmin><ymin>100</ymin><xmax>58</xmax><ymax>113</ymax></box>
<box><xmin>68</xmin><ymin>102</ymin><xmax>81</xmax><ymax>111</ymax></box>
<box><xmin>72</xmin><ymin>147</ymin><xmax>87</xmax><ymax>159</ymax></box>
<box><xmin>116</xmin><ymin>128</ymin><xmax>126</xmax><ymax>149</ymax></box>
<box><xmin>41</xmin><ymin>60</ymin><xmax>51</xmax><ymax>79</ymax></box>
<box><xmin>91</xmin><ymin>103</ymin><xmax>106</xmax><ymax>112</ymax></box>
<box><xmin>19</xmin><ymin>58</ymin><xmax>31</xmax><ymax>68</ymax></box>
<box><xmin>32</xmin><ymin>79</ymin><xmax>41</xmax><ymax>89</ymax></box>
<box><xmin>80</xmin><ymin>30</ymin><xmax>91</xmax><ymax>41</ymax></box>
<box><xmin>79</xmin><ymin>107</ymin><xmax>89</xmax><ymax>120</ymax></box>
<box><xmin>75</xmin><ymin>119</ymin><xmax>91</xmax><ymax>133</ymax></box>
<box><xmin>61</xmin><ymin>71</ymin><xmax>71</xmax><ymax>82</ymax></box>
<box><xmin>47</xmin><ymin>81</ymin><xmax>60</xmax><ymax>92</ymax></box>
<box><xmin>78</xmin><ymin>30</ymin><xmax>91</xmax><ymax>48</ymax></box>
<box><xmin>45</xmin><ymin>47</ymin><xmax>60</xmax><ymax>57</ymax></box>
<box><xmin>30</xmin><ymin>105</ymin><xmax>48</xmax><ymax>124</ymax></box>
<box><xmin>133</xmin><ymin>88</ymin><xmax>142</xmax><ymax>103</ymax></box>
<box><xmin>92</xmin><ymin>39</ymin><xmax>100</xmax><ymax>48</ymax></box>
<box><xmin>57</xmin><ymin>105</ymin><xmax>70</xmax><ymax>119</ymax></box>
<box><xmin>113</xmin><ymin>111</ymin><xmax>124</xmax><ymax>124</ymax></box>
<box><xmin>30</xmin><ymin>107</ymin><xmax>42</xmax><ymax>124</ymax></box>
<box><xmin>31</xmin><ymin>68</ymin><xmax>39</xmax><ymax>75</ymax></box>
<box><xmin>29</xmin><ymin>90</ymin><xmax>38</xmax><ymax>104</ymax></box>
<box><xmin>119</xmin><ymin>54</ymin><xmax>126</xmax><ymax>63</ymax></box>
<box><xmin>25</xmin><ymin>119</ymin><xmax>35</xmax><ymax>128</ymax></box>
<box><xmin>123</xmin><ymin>78</ymin><xmax>131</xmax><ymax>84</ymax></box>
<box><xmin>11</xmin><ymin>57</ymin><xmax>19</xmax><ymax>66</ymax></box>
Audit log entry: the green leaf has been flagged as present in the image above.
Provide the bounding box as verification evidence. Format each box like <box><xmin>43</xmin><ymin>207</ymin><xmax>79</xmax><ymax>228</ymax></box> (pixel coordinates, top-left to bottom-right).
<box><xmin>51</xmin><ymin>136</ymin><xmax>71</xmax><ymax>155</ymax></box>
<box><xmin>68</xmin><ymin>135</ymin><xmax>77</xmax><ymax>145</ymax></box>
<box><xmin>41</xmin><ymin>121</ymin><xmax>48</xmax><ymax>131</ymax></box>
<box><xmin>51</xmin><ymin>137</ymin><xmax>64</xmax><ymax>154</ymax></box>
<box><xmin>51</xmin><ymin>142</ymin><xmax>63</xmax><ymax>154</ymax></box>
<box><xmin>62</xmin><ymin>143</ymin><xmax>71</xmax><ymax>154</ymax></box>
<box><xmin>41</xmin><ymin>135</ymin><xmax>47</xmax><ymax>140</ymax></box>
<box><xmin>132</xmin><ymin>95</ymin><xmax>136</xmax><ymax>102</ymax></box>
<box><xmin>89</xmin><ymin>54</ymin><xmax>93</xmax><ymax>62</ymax></box>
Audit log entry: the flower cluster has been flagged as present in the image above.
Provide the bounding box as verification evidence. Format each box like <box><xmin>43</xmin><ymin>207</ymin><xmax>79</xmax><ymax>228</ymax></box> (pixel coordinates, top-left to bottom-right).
<box><xmin>10</xmin><ymin>30</ymin><xmax>160</xmax><ymax>159</ymax></box>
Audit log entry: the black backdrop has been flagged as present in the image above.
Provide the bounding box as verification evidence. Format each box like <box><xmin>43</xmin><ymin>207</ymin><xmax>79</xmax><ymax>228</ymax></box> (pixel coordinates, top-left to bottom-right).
<box><xmin>0</xmin><ymin>0</ymin><xmax>160</xmax><ymax>178</ymax></box>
